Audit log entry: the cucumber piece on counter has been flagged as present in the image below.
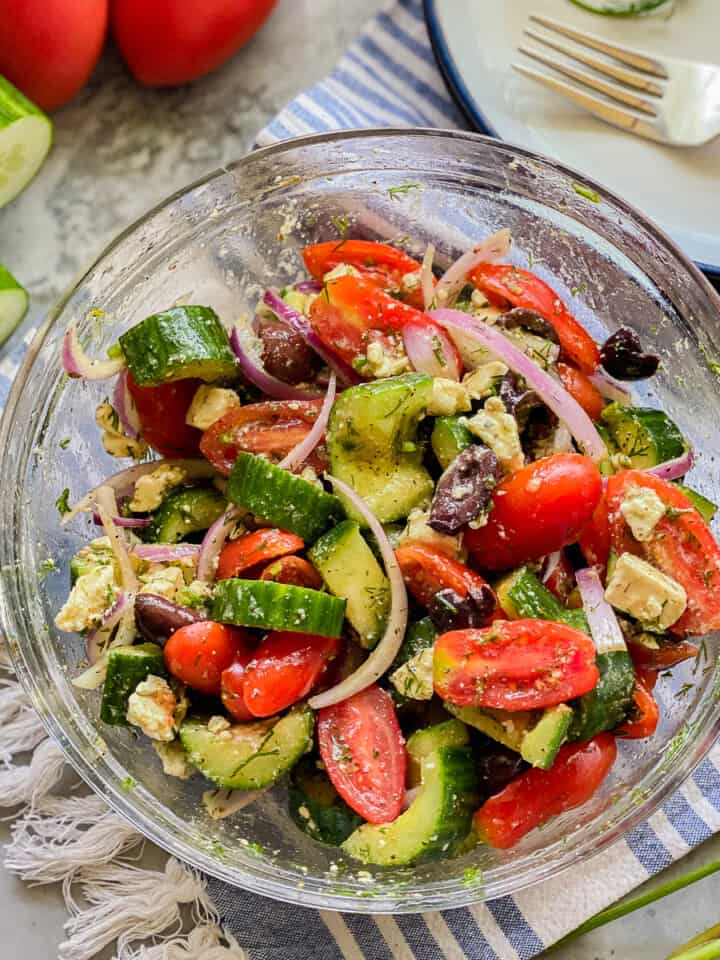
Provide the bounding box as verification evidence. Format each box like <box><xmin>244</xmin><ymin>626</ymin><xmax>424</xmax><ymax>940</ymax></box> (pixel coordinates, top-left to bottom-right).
<box><xmin>431</xmin><ymin>415</ymin><xmax>473</xmax><ymax>470</ymax></box>
<box><xmin>308</xmin><ymin>520</ymin><xmax>389</xmax><ymax>649</ymax></box>
<box><xmin>180</xmin><ymin>706</ymin><xmax>314</xmax><ymax>790</ymax></box>
<box><xmin>147</xmin><ymin>487</ymin><xmax>225</xmax><ymax>543</ymax></box>
<box><xmin>601</xmin><ymin>403</ymin><xmax>685</xmax><ymax>470</ymax></box>
<box><xmin>0</xmin><ymin>263</ymin><xmax>28</xmax><ymax>345</ymax></box>
<box><xmin>288</xmin><ymin>757</ymin><xmax>363</xmax><ymax>846</ymax></box>
<box><xmin>569</xmin><ymin>0</ymin><xmax>671</xmax><ymax>13</ymax></box>
<box><xmin>228</xmin><ymin>452</ymin><xmax>343</xmax><ymax>542</ymax></box>
<box><xmin>211</xmin><ymin>578</ymin><xmax>346</xmax><ymax>637</ymax></box>
<box><xmin>100</xmin><ymin>643</ymin><xmax>166</xmax><ymax>726</ymax></box>
<box><xmin>675</xmin><ymin>485</ymin><xmax>718</xmax><ymax>523</ymax></box>
<box><xmin>118</xmin><ymin>306</ymin><xmax>237</xmax><ymax>386</ymax></box>
<box><xmin>0</xmin><ymin>77</ymin><xmax>52</xmax><ymax>209</ymax></box>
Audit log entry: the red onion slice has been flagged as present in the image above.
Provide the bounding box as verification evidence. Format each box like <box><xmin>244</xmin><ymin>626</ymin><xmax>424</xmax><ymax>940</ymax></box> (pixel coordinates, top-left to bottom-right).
<box><xmin>308</xmin><ymin>475</ymin><xmax>408</xmax><ymax>710</ymax></box>
<box><xmin>197</xmin><ymin>506</ymin><xmax>242</xmax><ymax>582</ymax></box>
<box><xmin>94</xmin><ymin>485</ymin><xmax>139</xmax><ymax>593</ymax></box>
<box><xmin>541</xmin><ymin>551</ymin><xmax>562</xmax><ymax>585</ymax></box>
<box><xmin>430</xmin><ymin>309</ymin><xmax>607</xmax><ymax>463</ymax></box>
<box><xmin>62</xmin><ymin>325</ymin><xmax>125</xmax><ymax>381</ymax></box>
<box><xmin>576</xmin><ymin>567</ymin><xmax>627</xmax><ymax>654</ymax></box>
<box><xmin>294</xmin><ymin>280</ymin><xmax>322</xmax><ymax>294</ymax></box>
<box><xmin>434</xmin><ymin>229</ymin><xmax>512</xmax><ymax>306</ymax></box>
<box><xmin>112</xmin><ymin>369</ymin><xmax>141</xmax><ymax>439</ymax></box>
<box><xmin>420</xmin><ymin>243</ymin><xmax>436</xmax><ymax>311</ymax></box>
<box><xmin>645</xmin><ymin>448</ymin><xmax>694</xmax><ymax>481</ymax></box>
<box><xmin>230</xmin><ymin>325</ymin><xmax>322</xmax><ymax>401</ymax></box>
<box><xmin>92</xmin><ymin>513</ymin><xmax>152</xmax><ymax>529</ymax></box>
<box><xmin>589</xmin><ymin>370</ymin><xmax>633</xmax><ymax>405</ymax></box>
<box><xmin>278</xmin><ymin>373</ymin><xmax>336</xmax><ymax>472</ymax></box>
<box><xmin>85</xmin><ymin>592</ymin><xmax>131</xmax><ymax>664</ymax></box>
<box><xmin>133</xmin><ymin>544</ymin><xmax>200</xmax><ymax>564</ymax></box>
<box><xmin>402</xmin><ymin>320</ymin><xmax>461</xmax><ymax>381</ymax></box>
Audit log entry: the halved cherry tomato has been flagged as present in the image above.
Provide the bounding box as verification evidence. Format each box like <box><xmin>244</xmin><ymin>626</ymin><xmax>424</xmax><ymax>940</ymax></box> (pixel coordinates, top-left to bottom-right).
<box><xmin>241</xmin><ymin>631</ymin><xmax>340</xmax><ymax>717</ymax></box>
<box><xmin>259</xmin><ymin>555</ymin><xmax>323</xmax><ymax>589</ymax></box>
<box><xmin>635</xmin><ymin>665</ymin><xmax>659</xmax><ymax>692</ymax></box>
<box><xmin>627</xmin><ymin>637</ymin><xmax>698</xmax><ymax>672</ymax></box>
<box><xmin>617</xmin><ymin>677</ymin><xmax>659</xmax><ymax>740</ymax></box>
<box><xmin>578</xmin><ymin>494</ymin><xmax>611</xmax><ymax>573</ymax></box>
<box><xmin>434</xmin><ymin>620</ymin><xmax>599</xmax><ymax>711</ymax></box>
<box><xmin>164</xmin><ymin>621</ymin><xmax>251</xmax><ymax>695</ymax></box>
<box><xmin>558</xmin><ymin>363</ymin><xmax>605</xmax><ymax>421</ymax></box>
<box><xmin>200</xmin><ymin>399</ymin><xmax>325</xmax><ymax>475</ymax></box>
<box><xmin>127</xmin><ymin>373</ymin><xmax>202</xmax><ymax>458</ymax></box>
<box><xmin>303</xmin><ymin>240</ymin><xmax>427</xmax><ymax>309</ymax></box>
<box><xmin>474</xmin><ymin>734</ymin><xmax>617</xmax><ymax>849</ymax></box>
<box><xmin>216</xmin><ymin>529</ymin><xmax>304</xmax><ymax>581</ymax></box>
<box><xmin>465</xmin><ymin>454</ymin><xmax>603</xmax><ymax>571</ymax></box>
<box><xmin>468</xmin><ymin>264</ymin><xmax>600</xmax><ymax>374</ymax></box>
<box><xmin>318</xmin><ymin>685</ymin><xmax>406</xmax><ymax>824</ymax></box>
<box><xmin>309</xmin><ymin>274</ymin><xmax>430</xmax><ymax>369</ymax></box>
<box><xmin>221</xmin><ymin>651</ymin><xmax>255</xmax><ymax>723</ymax></box>
<box><xmin>606</xmin><ymin>471</ymin><xmax>720</xmax><ymax>636</ymax></box>
<box><xmin>395</xmin><ymin>543</ymin><xmax>496</xmax><ymax>611</ymax></box>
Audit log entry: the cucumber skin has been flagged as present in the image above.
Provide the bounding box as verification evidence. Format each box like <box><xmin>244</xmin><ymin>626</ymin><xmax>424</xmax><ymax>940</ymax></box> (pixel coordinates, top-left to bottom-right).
<box><xmin>431</xmin><ymin>416</ymin><xmax>473</xmax><ymax>470</ymax></box>
<box><xmin>0</xmin><ymin>76</ymin><xmax>47</xmax><ymax>124</ymax></box>
<box><xmin>100</xmin><ymin>643</ymin><xmax>166</xmax><ymax>726</ymax></box>
<box><xmin>228</xmin><ymin>452</ymin><xmax>343</xmax><ymax>542</ymax></box>
<box><xmin>211</xmin><ymin>578</ymin><xmax>346</xmax><ymax>637</ymax></box>
<box><xmin>601</xmin><ymin>403</ymin><xmax>685</xmax><ymax>470</ymax></box>
<box><xmin>569</xmin><ymin>0</ymin><xmax>671</xmax><ymax>13</ymax></box>
<box><xmin>118</xmin><ymin>306</ymin><xmax>237</xmax><ymax>387</ymax></box>
<box><xmin>147</xmin><ymin>487</ymin><xmax>225</xmax><ymax>543</ymax></box>
<box><xmin>288</xmin><ymin>758</ymin><xmax>363</xmax><ymax>846</ymax></box>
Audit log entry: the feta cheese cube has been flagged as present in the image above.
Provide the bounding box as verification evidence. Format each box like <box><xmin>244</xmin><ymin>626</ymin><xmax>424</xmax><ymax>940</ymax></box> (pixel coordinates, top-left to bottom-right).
<box><xmin>462</xmin><ymin>361</ymin><xmax>509</xmax><ymax>400</ymax></box>
<box><xmin>126</xmin><ymin>675</ymin><xmax>177</xmax><ymax>742</ymax></box>
<box><xmin>620</xmin><ymin>485</ymin><xmax>667</xmax><ymax>542</ymax></box>
<box><xmin>390</xmin><ymin>647</ymin><xmax>434</xmax><ymax>701</ymax></box>
<box><xmin>95</xmin><ymin>401</ymin><xmax>148</xmax><ymax>460</ymax></box>
<box><xmin>466</xmin><ymin>397</ymin><xmax>524</xmax><ymax>474</ymax></box>
<box><xmin>427</xmin><ymin>378</ymin><xmax>471</xmax><ymax>416</ymax></box>
<box><xmin>129</xmin><ymin>464</ymin><xmax>186</xmax><ymax>513</ymax></box>
<box><xmin>605</xmin><ymin>553</ymin><xmax>687</xmax><ymax>630</ymax></box>
<box><xmin>185</xmin><ymin>385</ymin><xmax>241</xmax><ymax>431</ymax></box>
<box><xmin>55</xmin><ymin>564</ymin><xmax>118</xmax><ymax>633</ymax></box>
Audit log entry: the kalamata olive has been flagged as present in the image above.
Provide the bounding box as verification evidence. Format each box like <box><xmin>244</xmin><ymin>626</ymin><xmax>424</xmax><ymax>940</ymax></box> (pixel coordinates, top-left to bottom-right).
<box><xmin>477</xmin><ymin>744</ymin><xmax>528</xmax><ymax>800</ymax></box>
<box><xmin>428</xmin><ymin>445</ymin><xmax>501</xmax><ymax>535</ymax></box>
<box><xmin>260</xmin><ymin>320</ymin><xmax>320</xmax><ymax>385</ymax></box>
<box><xmin>499</xmin><ymin>371</ymin><xmax>542</xmax><ymax>430</ymax></box>
<box><xmin>134</xmin><ymin>594</ymin><xmax>205</xmax><ymax>645</ymax></box>
<box><xmin>500</xmin><ymin>307</ymin><xmax>560</xmax><ymax>344</ymax></box>
<box><xmin>428</xmin><ymin>586</ymin><xmax>496</xmax><ymax>632</ymax></box>
<box><xmin>600</xmin><ymin>326</ymin><xmax>660</xmax><ymax>381</ymax></box>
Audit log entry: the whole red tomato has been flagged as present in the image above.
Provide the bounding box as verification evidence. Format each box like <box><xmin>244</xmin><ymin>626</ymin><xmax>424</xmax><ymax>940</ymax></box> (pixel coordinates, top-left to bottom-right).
<box><xmin>0</xmin><ymin>0</ymin><xmax>108</xmax><ymax>111</ymax></box>
<box><xmin>112</xmin><ymin>0</ymin><xmax>278</xmax><ymax>87</ymax></box>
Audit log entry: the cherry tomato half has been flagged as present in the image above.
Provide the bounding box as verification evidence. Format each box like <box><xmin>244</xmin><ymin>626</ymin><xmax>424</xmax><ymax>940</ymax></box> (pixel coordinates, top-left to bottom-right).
<box><xmin>558</xmin><ymin>363</ymin><xmax>605</xmax><ymax>422</ymax></box>
<box><xmin>578</xmin><ymin>494</ymin><xmax>611</xmax><ymax>573</ymax></box>
<box><xmin>127</xmin><ymin>373</ymin><xmax>202</xmax><ymax>458</ymax></box>
<box><xmin>465</xmin><ymin>454</ymin><xmax>603</xmax><ymax>571</ymax></box>
<box><xmin>221</xmin><ymin>651</ymin><xmax>255</xmax><ymax>723</ymax></box>
<box><xmin>216</xmin><ymin>528</ymin><xmax>304</xmax><ymax>581</ymax></box>
<box><xmin>259</xmin><ymin>555</ymin><xmax>323</xmax><ymax>589</ymax></box>
<box><xmin>434</xmin><ymin>619</ymin><xmax>600</xmax><ymax>711</ymax></box>
<box><xmin>617</xmin><ymin>677</ymin><xmax>659</xmax><ymax>740</ymax></box>
<box><xmin>242</xmin><ymin>631</ymin><xmax>340</xmax><ymax>717</ymax></box>
<box><xmin>627</xmin><ymin>637</ymin><xmax>699</xmax><ymax>672</ymax></box>
<box><xmin>474</xmin><ymin>734</ymin><xmax>617</xmax><ymax>849</ymax></box>
<box><xmin>164</xmin><ymin>621</ymin><xmax>251</xmax><ymax>695</ymax></box>
<box><xmin>395</xmin><ymin>543</ymin><xmax>496</xmax><ymax>610</ymax></box>
<box><xmin>318</xmin><ymin>685</ymin><xmax>406</xmax><ymax>824</ymax></box>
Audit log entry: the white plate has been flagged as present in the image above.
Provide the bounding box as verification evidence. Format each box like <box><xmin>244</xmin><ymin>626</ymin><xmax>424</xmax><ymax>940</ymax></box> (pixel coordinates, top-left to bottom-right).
<box><xmin>426</xmin><ymin>0</ymin><xmax>720</xmax><ymax>275</ymax></box>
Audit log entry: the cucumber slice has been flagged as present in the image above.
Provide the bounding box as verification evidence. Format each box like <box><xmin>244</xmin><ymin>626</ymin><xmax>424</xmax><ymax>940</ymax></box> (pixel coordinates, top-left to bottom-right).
<box><xmin>431</xmin><ymin>415</ymin><xmax>473</xmax><ymax>470</ymax></box>
<box><xmin>0</xmin><ymin>77</ymin><xmax>52</xmax><ymax>208</ymax></box>
<box><xmin>675</xmin><ymin>484</ymin><xmax>717</xmax><ymax>523</ymax></box>
<box><xmin>495</xmin><ymin>566</ymin><xmax>589</xmax><ymax>633</ymax></box>
<box><xmin>601</xmin><ymin>403</ymin><xmax>685</xmax><ymax>470</ymax></box>
<box><xmin>569</xmin><ymin>0</ymin><xmax>672</xmax><ymax>14</ymax></box>
<box><xmin>211</xmin><ymin>578</ymin><xmax>346</xmax><ymax>637</ymax></box>
<box><xmin>118</xmin><ymin>306</ymin><xmax>238</xmax><ymax>386</ymax></box>
<box><xmin>228</xmin><ymin>452</ymin><xmax>343</xmax><ymax>542</ymax></box>
<box><xmin>0</xmin><ymin>263</ymin><xmax>29</xmax><ymax>346</ymax></box>
<box><xmin>308</xmin><ymin>520</ymin><xmax>389</xmax><ymax>649</ymax></box>
<box><xmin>288</xmin><ymin>756</ymin><xmax>363</xmax><ymax>846</ymax></box>
<box><xmin>147</xmin><ymin>487</ymin><xmax>225</xmax><ymax>543</ymax></box>
<box><xmin>406</xmin><ymin>717</ymin><xmax>469</xmax><ymax>785</ymax></box>
<box><xmin>180</xmin><ymin>706</ymin><xmax>314</xmax><ymax>790</ymax></box>
<box><xmin>520</xmin><ymin>704</ymin><xmax>573</xmax><ymax>770</ymax></box>
<box><xmin>100</xmin><ymin>643</ymin><xmax>166</xmax><ymax>726</ymax></box>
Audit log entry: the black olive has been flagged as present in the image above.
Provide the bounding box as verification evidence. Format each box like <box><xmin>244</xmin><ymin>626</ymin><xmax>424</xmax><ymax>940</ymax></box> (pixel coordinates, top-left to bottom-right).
<box><xmin>428</xmin><ymin>445</ymin><xmax>501</xmax><ymax>535</ymax></box>
<box><xmin>499</xmin><ymin>371</ymin><xmax>543</xmax><ymax>430</ymax></box>
<box><xmin>260</xmin><ymin>320</ymin><xmax>321</xmax><ymax>385</ymax></box>
<box><xmin>477</xmin><ymin>744</ymin><xmax>528</xmax><ymax>800</ymax></box>
<box><xmin>500</xmin><ymin>307</ymin><xmax>560</xmax><ymax>344</ymax></box>
<box><xmin>428</xmin><ymin>585</ymin><xmax>496</xmax><ymax>632</ymax></box>
<box><xmin>600</xmin><ymin>326</ymin><xmax>660</xmax><ymax>381</ymax></box>
<box><xmin>134</xmin><ymin>594</ymin><xmax>205</xmax><ymax>645</ymax></box>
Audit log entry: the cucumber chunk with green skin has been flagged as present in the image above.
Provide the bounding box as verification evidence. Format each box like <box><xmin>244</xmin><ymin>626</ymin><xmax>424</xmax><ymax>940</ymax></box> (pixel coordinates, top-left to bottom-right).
<box><xmin>118</xmin><ymin>306</ymin><xmax>237</xmax><ymax>386</ymax></box>
<box><xmin>569</xmin><ymin>0</ymin><xmax>671</xmax><ymax>14</ymax></box>
<box><xmin>180</xmin><ymin>706</ymin><xmax>314</xmax><ymax>790</ymax></box>
<box><xmin>445</xmin><ymin>703</ymin><xmax>570</xmax><ymax>770</ymax></box>
<box><xmin>387</xmin><ymin>617</ymin><xmax>438</xmax><ymax>707</ymax></box>
<box><xmin>601</xmin><ymin>403</ymin><xmax>685</xmax><ymax>470</ymax></box>
<box><xmin>228</xmin><ymin>452</ymin><xmax>343</xmax><ymax>542</ymax></box>
<box><xmin>520</xmin><ymin>704</ymin><xmax>573</xmax><ymax>769</ymax></box>
<box><xmin>406</xmin><ymin>717</ymin><xmax>469</xmax><ymax>785</ymax></box>
<box><xmin>431</xmin><ymin>416</ymin><xmax>473</xmax><ymax>470</ymax></box>
<box><xmin>495</xmin><ymin>565</ymin><xmax>588</xmax><ymax>633</ymax></box>
<box><xmin>0</xmin><ymin>263</ymin><xmax>29</xmax><ymax>346</ymax></box>
<box><xmin>0</xmin><ymin>77</ymin><xmax>52</xmax><ymax>209</ymax></box>
<box><xmin>288</xmin><ymin>757</ymin><xmax>363</xmax><ymax>846</ymax></box>
<box><xmin>327</xmin><ymin>373</ymin><xmax>434</xmax><ymax>525</ymax></box>
<box><xmin>211</xmin><ymin>578</ymin><xmax>346</xmax><ymax>637</ymax></box>
<box><xmin>342</xmin><ymin>742</ymin><xmax>479</xmax><ymax>866</ymax></box>
<box><xmin>308</xmin><ymin>520</ymin><xmax>389</xmax><ymax>649</ymax></box>
<box><xmin>100</xmin><ymin>643</ymin><xmax>166</xmax><ymax>726</ymax></box>
<box><xmin>675</xmin><ymin>485</ymin><xmax>717</xmax><ymax>523</ymax></box>
<box><xmin>147</xmin><ymin>487</ymin><xmax>225</xmax><ymax>543</ymax></box>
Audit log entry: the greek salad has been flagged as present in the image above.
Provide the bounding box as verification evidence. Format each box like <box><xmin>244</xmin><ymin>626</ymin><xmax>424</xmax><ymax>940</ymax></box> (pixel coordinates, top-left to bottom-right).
<box><xmin>56</xmin><ymin>230</ymin><xmax>720</xmax><ymax>862</ymax></box>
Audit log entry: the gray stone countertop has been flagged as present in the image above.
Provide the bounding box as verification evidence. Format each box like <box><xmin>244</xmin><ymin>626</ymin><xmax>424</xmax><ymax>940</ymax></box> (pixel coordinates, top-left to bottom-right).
<box><xmin>0</xmin><ymin>0</ymin><xmax>717</xmax><ymax>956</ymax></box>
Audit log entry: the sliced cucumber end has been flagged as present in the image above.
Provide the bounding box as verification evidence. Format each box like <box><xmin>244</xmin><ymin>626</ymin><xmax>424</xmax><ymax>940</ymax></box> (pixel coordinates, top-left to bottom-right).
<box><xmin>0</xmin><ymin>114</ymin><xmax>52</xmax><ymax>208</ymax></box>
<box><xmin>0</xmin><ymin>286</ymin><xmax>29</xmax><ymax>346</ymax></box>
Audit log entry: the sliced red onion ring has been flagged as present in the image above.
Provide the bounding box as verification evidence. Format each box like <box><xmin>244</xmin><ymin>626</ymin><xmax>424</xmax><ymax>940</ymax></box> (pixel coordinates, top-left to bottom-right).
<box><xmin>263</xmin><ymin>289</ymin><xmax>362</xmax><ymax>386</ymax></box>
<box><xmin>420</xmin><ymin>243</ymin><xmax>436</xmax><ymax>311</ymax></box>
<box><xmin>294</xmin><ymin>280</ymin><xmax>322</xmax><ymax>294</ymax></box>
<box><xmin>133</xmin><ymin>544</ymin><xmax>200</xmax><ymax>563</ymax></box>
<box><xmin>278</xmin><ymin>373</ymin><xmax>336</xmax><ymax>472</ymax></box>
<box><xmin>112</xmin><ymin>369</ymin><xmax>141</xmax><ymax>439</ymax></box>
<box><xmin>541</xmin><ymin>551</ymin><xmax>562</xmax><ymax>585</ymax></box>
<box><xmin>645</xmin><ymin>448</ymin><xmax>694</xmax><ymax>481</ymax></box>
<box><xmin>94</xmin><ymin>486</ymin><xmax>139</xmax><ymax>593</ymax></box>
<box><xmin>85</xmin><ymin>592</ymin><xmax>131</xmax><ymax>664</ymax></box>
<box><xmin>308</xmin><ymin>475</ymin><xmax>408</xmax><ymax>710</ymax></box>
<box><xmin>589</xmin><ymin>370</ymin><xmax>633</xmax><ymax>405</ymax></box>
<box><xmin>434</xmin><ymin>229</ymin><xmax>512</xmax><ymax>306</ymax></box>
<box><xmin>62</xmin><ymin>325</ymin><xmax>125</xmax><ymax>381</ymax></box>
<box><xmin>92</xmin><ymin>512</ymin><xmax>152</xmax><ymax>529</ymax></box>
<box><xmin>430</xmin><ymin>309</ymin><xmax>607</xmax><ymax>463</ymax></box>
<box><xmin>402</xmin><ymin>320</ymin><xmax>461</xmax><ymax>381</ymax></box>
<box><xmin>576</xmin><ymin>567</ymin><xmax>627</xmax><ymax>654</ymax></box>
<box><xmin>230</xmin><ymin>325</ymin><xmax>322</xmax><ymax>401</ymax></box>
<box><xmin>197</xmin><ymin>506</ymin><xmax>242</xmax><ymax>582</ymax></box>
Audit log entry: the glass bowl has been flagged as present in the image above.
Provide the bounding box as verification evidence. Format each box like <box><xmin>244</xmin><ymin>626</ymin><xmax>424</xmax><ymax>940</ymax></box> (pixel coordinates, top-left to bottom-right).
<box><xmin>1</xmin><ymin>129</ymin><xmax>719</xmax><ymax>914</ymax></box>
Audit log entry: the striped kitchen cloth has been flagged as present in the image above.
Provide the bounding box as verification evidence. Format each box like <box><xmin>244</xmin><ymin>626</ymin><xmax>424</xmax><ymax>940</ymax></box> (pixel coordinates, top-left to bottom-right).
<box><xmin>206</xmin><ymin>1</ymin><xmax>720</xmax><ymax>958</ymax></box>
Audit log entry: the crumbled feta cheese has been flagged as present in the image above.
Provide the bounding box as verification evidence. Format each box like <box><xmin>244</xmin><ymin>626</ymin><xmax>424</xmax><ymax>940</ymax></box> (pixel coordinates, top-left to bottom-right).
<box><xmin>364</xmin><ymin>341</ymin><xmax>410</xmax><ymax>378</ymax></box>
<box><xmin>55</xmin><ymin>564</ymin><xmax>118</xmax><ymax>633</ymax></box>
<box><xmin>283</xmin><ymin>288</ymin><xmax>314</xmax><ymax>316</ymax></box>
<box><xmin>95</xmin><ymin>401</ymin><xmax>148</xmax><ymax>460</ymax></box>
<box><xmin>620</xmin><ymin>485</ymin><xmax>667</xmax><ymax>542</ymax></box>
<box><xmin>129</xmin><ymin>464</ymin><xmax>186</xmax><ymax>513</ymax></box>
<box><xmin>323</xmin><ymin>263</ymin><xmax>361</xmax><ymax>282</ymax></box>
<box><xmin>139</xmin><ymin>564</ymin><xmax>186</xmax><ymax>601</ymax></box>
<box><xmin>300</xmin><ymin>466</ymin><xmax>323</xmax><ymax>489</ymax></box>
<box><xmin>605</xmin><ymin>553</ymin><xmax>687</xmax><ymax>630</ymax></box>
<box><xmin>208</xmin><ymin>715</ymin><xmax>232</xmax><ymax>735</ymax></box>
<box><xmin>126</xmin><ymin>675</ymin><xmax>177</xmax><ymax>742</ymax></box>
<box><xmin>399</xmin><ymin>508</ymin><xmax>466</xmax><ymax>561</ymax></box>
<box><xmin>504</xmin><ymin>329</ymin><xmax>560</xmax><ymax>370</ymax></box>
<box><xmin>471</xmin><ymin>289</ymin><xmax>489</xmax><ymax>309</ymax></box>
<box><xmin>185</xmin><ymin>385</ymin><xmax>241</xmax><ymax>431</ymax></box>
<box><xmin>462</xmin><ymin>361</ymin><xmax>509</xmax><ymax>400</ymax></box>
<box><xmin>401</xmin><ymin>270</ymin><xmax>422</xmax><ymax>292</ymax></box>
<box><xmin>154</xmin><ymin>740</ymin><xmax>192</xmax><ymax>779</ymax></box>
<box><xmin>427</xmin><ymin>378</ymin><xmax>471</xmax><ymax>416</ymax></box>
<box><xmin>390</xmin><ymin>648</ymin><xmax>434</xmax><ymax>700</ymax></box>
<box><xmin>466</xmin><ymin>397</ymin><xmax>524</xmax><ymax>474</ymax></box>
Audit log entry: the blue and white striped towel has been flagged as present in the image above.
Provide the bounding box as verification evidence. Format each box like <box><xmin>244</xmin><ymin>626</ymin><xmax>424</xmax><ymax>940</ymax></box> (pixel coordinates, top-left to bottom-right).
<box><xmin>206</xmin><ymin>1</ymin><xmax>720</xmax><ymax>957</ymax></box>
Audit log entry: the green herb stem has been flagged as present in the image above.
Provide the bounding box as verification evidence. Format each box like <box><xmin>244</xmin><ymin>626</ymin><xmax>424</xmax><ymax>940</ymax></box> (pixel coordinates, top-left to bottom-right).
<box><xmin>668</xmin><ymin>939</ymin><xmax>720</xmax><ymax>960</ymax></box>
